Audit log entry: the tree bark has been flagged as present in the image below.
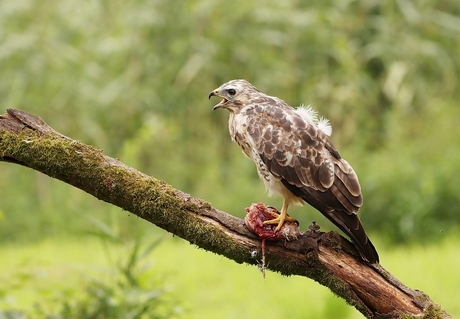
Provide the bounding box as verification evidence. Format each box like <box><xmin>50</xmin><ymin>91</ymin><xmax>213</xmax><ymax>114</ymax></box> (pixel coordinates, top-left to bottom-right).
<box><xmin>0</xmin><ymin>108</ymin><xmax>451</xmax><ymax>319</ymax></box>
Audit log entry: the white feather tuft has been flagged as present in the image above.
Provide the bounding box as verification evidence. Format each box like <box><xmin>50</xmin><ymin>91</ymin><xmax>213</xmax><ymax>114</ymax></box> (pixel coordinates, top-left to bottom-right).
<box><xmin>295</xmin><ymin>104</ymin><xmax>317</xmax><ymax>123</ymax></box>
<box><xmin>294</xmin><ymin>104</ymin><xmax>332</xmax><ymax>136</ymax></box>
<box><xmin>317</xmin><ymin>117</ymin><xmax>332</xmax><ymax>136</ymax></box>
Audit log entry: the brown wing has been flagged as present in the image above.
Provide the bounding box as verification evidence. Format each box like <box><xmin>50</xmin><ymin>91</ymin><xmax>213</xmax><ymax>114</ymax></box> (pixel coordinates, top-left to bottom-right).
<box><xmin>245</xmin><ymin>98</ymin><xmax>379</xmax><ymax>263</ymax></box>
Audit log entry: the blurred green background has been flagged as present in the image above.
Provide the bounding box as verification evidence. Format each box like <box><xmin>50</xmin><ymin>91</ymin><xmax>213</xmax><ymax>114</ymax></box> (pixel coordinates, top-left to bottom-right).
<box><xmin>1</xmin><ymin>0</ymin><xmax>459</xmax><ymax>318</ymax></box>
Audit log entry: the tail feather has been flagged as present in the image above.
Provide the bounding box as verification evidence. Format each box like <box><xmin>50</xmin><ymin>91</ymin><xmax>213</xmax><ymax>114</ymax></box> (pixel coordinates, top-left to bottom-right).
<box><xmin>280</xmin><ymin>180</ymin><xmax>379</xmax><ymax>263</ymax></box>
<box><xmin>324</xmin><ymin>210</ymin><xmax>379</xmax><ymax>264</ymax></box>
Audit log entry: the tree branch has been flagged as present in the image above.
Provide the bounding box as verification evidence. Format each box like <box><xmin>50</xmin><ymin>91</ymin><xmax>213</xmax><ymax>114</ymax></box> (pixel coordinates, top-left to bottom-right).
<box><xmin>0</xmin><ymin>109</ymin><xmax>450</xmax><ymax>319</ymax></box>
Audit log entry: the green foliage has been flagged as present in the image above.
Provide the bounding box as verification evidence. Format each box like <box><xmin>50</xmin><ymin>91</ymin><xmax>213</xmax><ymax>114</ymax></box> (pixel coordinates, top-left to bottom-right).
<box><xmin>46</xmin><ymin>240</ymin><xmax>180</xmax><ymax>319</ymax></box>
<box><xmin>0</xmin><ymin>226</ymin><xmax>181</xmax><ymax>319</ymax></box>
<box><xmin>0</xmin><ymin>0</ymin><xmax>459</xmax><ymax>245</ymax></box>
<box><xmin>357</xmin><ymin>103</ymin><xmax>460</xmax><ymax>243</ymax></box>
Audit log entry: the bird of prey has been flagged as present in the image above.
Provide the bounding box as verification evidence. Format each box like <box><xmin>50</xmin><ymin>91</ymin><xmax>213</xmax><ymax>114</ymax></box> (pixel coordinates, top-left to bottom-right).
<box><xmin>209</xmin><ymin>79</ymin><xmax>379</xmax><ymax>263</ymax></box>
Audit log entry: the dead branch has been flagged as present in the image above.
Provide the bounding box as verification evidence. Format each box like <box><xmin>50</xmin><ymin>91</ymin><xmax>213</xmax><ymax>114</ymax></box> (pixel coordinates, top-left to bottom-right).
<box><xmin>0</xmin><ymin>109</ymin><xmax>450</xmax><ymax>319</ymax></box>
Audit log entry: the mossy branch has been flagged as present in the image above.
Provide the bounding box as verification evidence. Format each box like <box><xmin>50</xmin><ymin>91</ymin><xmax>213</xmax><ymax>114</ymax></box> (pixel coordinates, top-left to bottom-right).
<box><xmin>0</xmin><ymin>109</ymin><xmax>451</xmax><ymax>319</ymax></box>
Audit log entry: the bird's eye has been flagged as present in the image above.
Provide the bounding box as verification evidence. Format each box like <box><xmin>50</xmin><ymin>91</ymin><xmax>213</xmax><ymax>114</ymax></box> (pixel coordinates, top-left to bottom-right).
<box><xmin>228</xmin><ymin>89</ymin><xmax>236</xmax><ymax>95</ymax></box>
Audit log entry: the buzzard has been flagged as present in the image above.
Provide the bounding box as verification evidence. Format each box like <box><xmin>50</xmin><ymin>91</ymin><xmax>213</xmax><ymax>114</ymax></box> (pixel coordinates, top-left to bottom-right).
<box><xmin>209</xmin><ymin>79</ymin><xmax>379</xmax><ymax>264</ymax></box>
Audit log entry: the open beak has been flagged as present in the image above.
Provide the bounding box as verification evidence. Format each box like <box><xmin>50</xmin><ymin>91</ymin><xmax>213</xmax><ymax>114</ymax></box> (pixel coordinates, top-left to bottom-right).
<box><xmin>209</xmin><ymin>89</ymin><xmax>228</xmax><ymax>110</ymax></box>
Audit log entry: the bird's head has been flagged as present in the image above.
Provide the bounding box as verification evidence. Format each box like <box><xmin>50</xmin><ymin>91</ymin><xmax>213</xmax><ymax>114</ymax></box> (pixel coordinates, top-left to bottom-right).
<box><xmin>209</xmin><ymin>79</ymin><xmax>260</xmax><ymax>113</ymax></box>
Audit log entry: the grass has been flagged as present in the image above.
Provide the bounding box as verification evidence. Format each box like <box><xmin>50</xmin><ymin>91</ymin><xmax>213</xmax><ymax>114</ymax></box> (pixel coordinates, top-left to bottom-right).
<box><xmin>1</xmin><ymin>233</ymin><xmax>459</xmax><ymax>318</ymax></box>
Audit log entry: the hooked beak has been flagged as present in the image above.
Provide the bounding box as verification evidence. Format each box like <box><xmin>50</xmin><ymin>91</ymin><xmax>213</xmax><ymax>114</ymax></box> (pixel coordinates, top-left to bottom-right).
<box><xmin>208</xmin><ymin>90</ymin><xmax>217</xmax><ymax>100</ymax></box>
<box><xmin>209</xmin><ymin>89</ymin><xmax>228</xmax><ymax>110</ymax></box>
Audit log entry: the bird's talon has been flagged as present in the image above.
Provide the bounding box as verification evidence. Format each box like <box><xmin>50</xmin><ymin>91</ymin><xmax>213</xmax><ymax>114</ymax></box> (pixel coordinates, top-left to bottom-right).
<box><xmin>268</xmin><ymin>211</ymin><xmax>280</xmax><ymax>219</ymax></box>
<box><xmin>263</xmin><ymin>215</ymin><xmax>297</xmax><ymax>232</ymax></box>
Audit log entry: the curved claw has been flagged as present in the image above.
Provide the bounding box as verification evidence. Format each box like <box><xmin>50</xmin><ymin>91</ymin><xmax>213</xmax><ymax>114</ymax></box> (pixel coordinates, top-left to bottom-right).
<box><xmin>263</xmin><ymin>213</ymin><xmax>297</xmax><ymax>232</ymax></box>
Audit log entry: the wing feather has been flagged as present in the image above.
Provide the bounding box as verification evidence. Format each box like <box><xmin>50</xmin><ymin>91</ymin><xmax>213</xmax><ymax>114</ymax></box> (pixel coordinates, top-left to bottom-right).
<box><xmin>238</xmin><ymin>96</ymin><xmax>378</xmax><ymax>263</ymax></box>
<box><xmin>246</xmin><ymin>101</ymin><xmax>339</xmax><ymax>194</ymax></box>
<box><xmin>334</xmin><ymin>159</ymin><xmax>362</xmax><ymax>197</ymax></box>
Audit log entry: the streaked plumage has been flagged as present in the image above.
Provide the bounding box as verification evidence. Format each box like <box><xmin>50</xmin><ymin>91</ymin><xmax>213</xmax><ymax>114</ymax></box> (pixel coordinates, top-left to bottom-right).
<box><xmin>209</xmin><ymin>79</ymin><xmax>379</xmax><ymax>264</ymax></box>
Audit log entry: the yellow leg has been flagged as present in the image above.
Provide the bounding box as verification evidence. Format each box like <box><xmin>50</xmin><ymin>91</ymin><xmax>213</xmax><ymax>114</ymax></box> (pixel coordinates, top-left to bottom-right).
<box><xmin>263</xmin><ymin>200</ymin><xmax>296</xmax><ymax>231</ymax></box>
